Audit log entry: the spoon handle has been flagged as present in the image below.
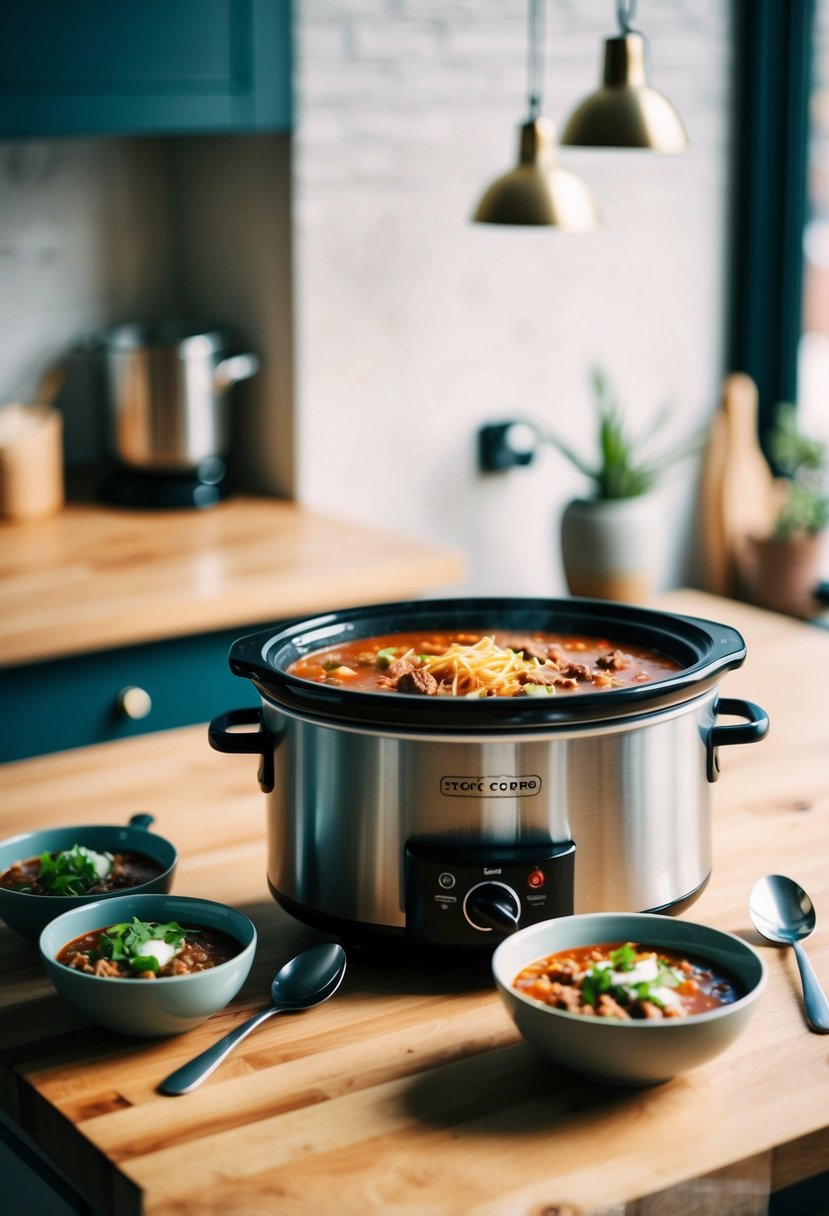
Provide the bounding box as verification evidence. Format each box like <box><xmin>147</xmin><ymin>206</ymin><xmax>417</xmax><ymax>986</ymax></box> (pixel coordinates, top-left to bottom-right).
<box><xmin>158</xmin><ymin>1005</ymin><xmax>281</xmax><ymax>1095</ymax></box>
<box><xmin>792</xmin><ymin>940</ymin><xmax>829</xmax><ymax>1033</ymax></box>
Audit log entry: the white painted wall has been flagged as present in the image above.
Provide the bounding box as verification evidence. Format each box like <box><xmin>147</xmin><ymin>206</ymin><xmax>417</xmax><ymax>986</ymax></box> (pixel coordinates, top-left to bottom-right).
<box><xmin>293</xmin><ymin>0</ymin><xmax>734</xmax><ymax>595</ymax></box>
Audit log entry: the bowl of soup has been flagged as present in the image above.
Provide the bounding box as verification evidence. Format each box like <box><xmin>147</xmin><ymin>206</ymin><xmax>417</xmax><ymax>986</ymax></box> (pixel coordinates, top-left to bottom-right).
<box><xmin>492</xmin><ymin>912</ymin><xmax>766</xmax><ymax>1085</ymax></box>
<box><xmin>0</xmin><ymin>814</ymin><xmax>177</xmax><ymax>941</ymax></box>
<box><xmin>39</xmin><ymin>893</ymin><xmax>257</xmax><ymax>1037</ymax></box>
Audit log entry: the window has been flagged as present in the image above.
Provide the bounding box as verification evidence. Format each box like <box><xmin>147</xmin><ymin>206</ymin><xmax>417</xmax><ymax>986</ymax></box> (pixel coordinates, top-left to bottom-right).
<box><xmin>729</xmin><ymin>0</ymin><xmax>814</xmax><ymax>450</ymax></box>
<box><xmin>799</xmin><ymin>0</ymin><xmax>829</xmax><ymax>446</ymax></box>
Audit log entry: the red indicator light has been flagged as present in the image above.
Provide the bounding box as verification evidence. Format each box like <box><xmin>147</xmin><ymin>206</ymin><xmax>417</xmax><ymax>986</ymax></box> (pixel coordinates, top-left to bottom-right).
<box><xmin>528</xmin><ymin>869</ymin><xmax>545</xmax><ymax>889</ymax></box>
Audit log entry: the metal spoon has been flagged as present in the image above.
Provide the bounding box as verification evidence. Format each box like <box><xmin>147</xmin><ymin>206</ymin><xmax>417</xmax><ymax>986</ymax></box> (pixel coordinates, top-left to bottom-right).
<box><xmin>158</xmin><ymin>942</ymin><xmax>347</xmax><ymax>1095</ymax></box>
<box><xmin>749</xmin><ymin>874</ymin><xmax>829</xmax><ymax>1033</ymax></box>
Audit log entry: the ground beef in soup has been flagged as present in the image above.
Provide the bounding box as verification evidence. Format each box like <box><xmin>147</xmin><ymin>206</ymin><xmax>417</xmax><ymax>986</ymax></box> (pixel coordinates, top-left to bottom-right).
<box><xmin>287</xmin><ymin>629</ymin><xmax>681</xmax><ymax>699</ymax></box>
<box><xmin>55</xmin><ymin>917</ymin><xmax>240</xmax><ymax>979</ymax></box>
<box><xmin>0</xmin><ymin>846</ymin><xmax>164</xmax><ymax>896</ymax></box>
<box><xmin>513</xmin><ymin>941</ymin><xmax>742</xmax><ymax>1020</ymax></box>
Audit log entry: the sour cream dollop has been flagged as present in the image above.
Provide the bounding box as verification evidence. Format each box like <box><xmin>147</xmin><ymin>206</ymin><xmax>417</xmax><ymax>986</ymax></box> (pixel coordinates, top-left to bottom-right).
<box><xmin>139</xmin><ymin>938</ymin><xmax>184</xmax><ymax>970</ymax></box>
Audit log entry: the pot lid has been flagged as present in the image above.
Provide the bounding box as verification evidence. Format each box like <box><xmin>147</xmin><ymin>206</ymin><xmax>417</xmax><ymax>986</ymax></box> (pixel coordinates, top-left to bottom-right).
<box><xmin>227</xmin><ymin>597</ymin><xmax>748</xmax><ymax>734</ymax></box>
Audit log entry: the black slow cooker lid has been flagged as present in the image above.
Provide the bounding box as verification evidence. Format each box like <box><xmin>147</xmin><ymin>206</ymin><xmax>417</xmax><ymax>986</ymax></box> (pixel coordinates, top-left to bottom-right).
<box><xmin>228</xmin><ymin>596</ymin><xmax>747</xmax><ymax>731</ymax></box>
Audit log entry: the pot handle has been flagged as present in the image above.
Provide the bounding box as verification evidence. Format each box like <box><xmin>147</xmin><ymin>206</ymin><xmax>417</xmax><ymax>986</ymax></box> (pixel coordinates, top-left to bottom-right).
<box><xmin>128</xmin><ymin>813</ymin><xmax>155</xmax><ymax>830</ymax></box>
<box><xmin>707</xmin><ymin>697</ymin><xmax>769</xmax><ymax>782</ymax></box>
<box><xmin>208</xmin><ymin>707</ymin><xmax>274</xmax><ymax>793</ymax></box>
<box><xmin>213</xmin><ymin>353</ymin><xmax>259</xmax><ymax>391</ymax></box>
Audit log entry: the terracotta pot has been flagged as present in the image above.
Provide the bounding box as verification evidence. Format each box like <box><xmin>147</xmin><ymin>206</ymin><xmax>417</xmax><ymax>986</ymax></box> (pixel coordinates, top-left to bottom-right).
<box><xmin>744</xmin><ymin>532</ymin><xmax>824</xmax><ymax>617</ymax></box>
<box><xmin>560</xmin><ymin>496</ymin><xmax>660</xmax><ymax>601</ymax></box>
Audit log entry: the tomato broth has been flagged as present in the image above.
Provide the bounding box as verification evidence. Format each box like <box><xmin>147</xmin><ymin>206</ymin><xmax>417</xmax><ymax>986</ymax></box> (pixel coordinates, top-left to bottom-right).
<box><xmin>513</xmin><ymin>941</ymin><xmax>742</xmax><ymax>1020</ymax></box>
<box><xmin>288</xmin><ymin>629</ymin><xmax>681</xmax><ymax>699</ymax></box>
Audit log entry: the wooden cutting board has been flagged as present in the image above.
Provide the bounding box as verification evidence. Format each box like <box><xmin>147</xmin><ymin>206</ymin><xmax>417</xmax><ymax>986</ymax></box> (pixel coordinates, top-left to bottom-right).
<box><xmin>699</xmin><ymin>373</ymin><xmax>776</xmax><ymax>595</ymax></box>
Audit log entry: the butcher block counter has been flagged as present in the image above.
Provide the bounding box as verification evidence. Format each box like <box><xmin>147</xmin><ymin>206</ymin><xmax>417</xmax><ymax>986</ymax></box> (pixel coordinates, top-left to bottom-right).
<box><xmin>0</xmin><ymin>496</ymin><xmax>463</xmax><ymax>761</ymax></box>
<box><xmin>1</xmin><ymin>590</ymin><xmax>828</xmax><ymax>1216</ymax></box>
<box><xmin>0</xmin><ymin>495</ymin><xmax>464</xmax><ymax>666</ymax></box>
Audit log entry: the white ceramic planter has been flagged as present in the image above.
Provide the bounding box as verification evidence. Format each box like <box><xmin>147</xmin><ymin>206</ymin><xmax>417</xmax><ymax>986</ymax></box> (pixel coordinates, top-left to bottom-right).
<box><xmin>560</xmin><ymin>495</ymin><xmax>661</xmax><ymax>601</ymax></box>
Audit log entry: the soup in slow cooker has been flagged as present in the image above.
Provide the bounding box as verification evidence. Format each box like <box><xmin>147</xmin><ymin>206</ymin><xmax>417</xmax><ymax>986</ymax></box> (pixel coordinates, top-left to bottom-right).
<box><xmin>288</xmin><ymin>630</ymin><xmax>681</xmax><ymax>698</ymax></box>
<box><xmin>513</xmin><ymin>941</ymin><xmax>742</xmax><ymax>1020</ymax></box>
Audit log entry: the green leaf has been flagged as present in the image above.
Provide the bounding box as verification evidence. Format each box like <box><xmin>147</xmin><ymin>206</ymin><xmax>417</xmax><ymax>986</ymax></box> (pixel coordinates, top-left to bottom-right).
<box><xmin>536</xmin><ymin>366</ymin><xmax>703</xmax><ymax>500</ymax></box>
<box><xmin>609</xmin><ymin>943</ymin><xmax>637</xmax><ymax>972</ymax></box>
<box><xmin>36</xmin><ymin>844</ymin><xmax>112</xmax><ymax>896</ymax></box>
<box><xmin>131</xmin><ymin>954</ymin><xmax>160</xmax><ymax>974</ymax></box>
<box><xmin>100</xmin><ymin>918</ymin><xmax>189</xmax><ymax>965</ymax></box>
<box><xmin>581</xmin><ymin>964</ymin><xmax>614</xmax><ymax>1007</ymax></box>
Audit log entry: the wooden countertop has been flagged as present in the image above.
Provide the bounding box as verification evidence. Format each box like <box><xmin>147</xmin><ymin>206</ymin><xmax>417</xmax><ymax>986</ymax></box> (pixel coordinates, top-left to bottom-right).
<box><xmin>0</xmin><ymin>497</ymin><xmax>464</xmax><ymax>667</ymax></box>
<box><xmin>1</xmin><ymin>590</ymin><xmax>828</xmax><ymax>1215</ymax></box>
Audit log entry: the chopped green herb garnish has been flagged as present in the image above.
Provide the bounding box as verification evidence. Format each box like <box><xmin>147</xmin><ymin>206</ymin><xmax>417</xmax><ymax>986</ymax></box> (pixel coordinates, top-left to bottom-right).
<box><xmin>131</xmin><ymin>955</ymin><xmax>160</xmax><ymax>974</ymax></box>
<box><xmin>579</xmin><ymin>944</ymin><xmax>685</xmax><ymax>1010</ymax></box>
<box><xmin>36</xmin><ymin>845</ymin><xmax>113</xmax><ymax>896</ymax></box>
<box><xmin>609</xmin><ymin>943</ymin><xmax>637</xmax><ymax>972</ymax></box>
<box><xmin>581</xmin><ymin>964</ymin><xmax>614</xmax><ymax>1008</ymax></box>
<box><xmin>99</xmin><ymin>918</ymin><xmax>190</xmax><ymax>974</ymax></box>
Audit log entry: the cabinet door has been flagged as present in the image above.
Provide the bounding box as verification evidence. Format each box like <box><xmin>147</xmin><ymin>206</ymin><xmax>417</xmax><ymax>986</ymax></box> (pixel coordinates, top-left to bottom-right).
<box><xmin>0</xmin><ymin>0</ymin><xmax>291</xmax><ymax>137</ymax></box>
<box><xmin>0</xmin><ymin>624</ymin><xmax>270</xmax><ymax>763</ymax></box>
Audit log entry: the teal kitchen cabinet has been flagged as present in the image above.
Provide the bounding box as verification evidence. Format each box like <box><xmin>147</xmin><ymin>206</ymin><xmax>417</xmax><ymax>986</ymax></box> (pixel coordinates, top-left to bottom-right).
<box><xmin>0</xmin><ymin>0</ymin><xmax>291</xmax><ymax>138</ymax></box>
<box><xmin>0</xmin><ymin>622</ymin><xmax>268</xmax><ymax>763</ymax></box>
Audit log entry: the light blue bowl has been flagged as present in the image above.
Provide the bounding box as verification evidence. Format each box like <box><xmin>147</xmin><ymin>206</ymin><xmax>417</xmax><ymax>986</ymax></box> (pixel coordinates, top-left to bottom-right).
<box><xmin>0</xmin><ymin>814</ymin><xmax>177</xmax><ymax>941</ymax></box>
<box><xmin>492</xmin><ymin>912</ymin><xmax>767</xmax><ymax>1086</ymax></box>
<box><xmin>39</xmin><ymin>893</ymin><xmax>257</xmax><ymax>1037</ymax></box>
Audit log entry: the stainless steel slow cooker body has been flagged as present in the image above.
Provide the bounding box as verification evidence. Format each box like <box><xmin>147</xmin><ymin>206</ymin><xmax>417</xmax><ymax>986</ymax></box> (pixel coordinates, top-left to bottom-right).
<box><xmin>210</xmin><ymin>597</ymin><xmax>769</xmax><ymax>948</ymax></box>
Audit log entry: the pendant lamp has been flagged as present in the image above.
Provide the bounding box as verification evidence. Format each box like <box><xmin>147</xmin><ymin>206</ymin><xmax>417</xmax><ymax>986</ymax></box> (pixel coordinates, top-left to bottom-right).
<box><xmin>560</xmin><ymin>0</ymin><xmax>688</xmax><ymax>153</ymax></box>
<box><xmin>472</xmin><ymin>0</ymin><xmax>599</xmax><ymax>230</ymax></box>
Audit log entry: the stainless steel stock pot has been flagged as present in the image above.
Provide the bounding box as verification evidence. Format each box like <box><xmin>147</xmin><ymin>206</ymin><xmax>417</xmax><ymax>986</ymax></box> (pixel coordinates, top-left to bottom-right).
<box><xmin>98</xmin><ymin>323</ymin><xmax>258</xmax><ymax>474</ymax></box>
<box><xmin>209</xmin><ymin>598</ymin><xmax>769</xmax><ymax>949</ymax></box>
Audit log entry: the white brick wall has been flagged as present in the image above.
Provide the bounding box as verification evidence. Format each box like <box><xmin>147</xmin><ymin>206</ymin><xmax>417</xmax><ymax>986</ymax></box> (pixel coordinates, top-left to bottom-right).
<box><xmin>294</xmin><ymin>0</ymin><xmax>735</xmax><ymax>594</ymax></box>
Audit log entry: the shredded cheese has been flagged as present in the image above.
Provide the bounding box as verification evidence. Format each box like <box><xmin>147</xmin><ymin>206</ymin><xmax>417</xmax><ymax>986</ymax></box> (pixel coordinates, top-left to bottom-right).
<box><xmin>417</xmin><ymin>635</ymin><xmax>553</xmax><ymax>697</ymax></box>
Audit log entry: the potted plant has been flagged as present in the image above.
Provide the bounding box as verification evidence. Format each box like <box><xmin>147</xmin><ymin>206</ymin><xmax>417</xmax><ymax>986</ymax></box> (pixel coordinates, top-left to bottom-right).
<box><xmin>744</xmin><ymin>405</ymin><xmax>829</xmax><ymax>617</ymax></box>
<box><xmin>538</xmin><ymin>367</ymin><xmax>702</xmax><ymax>601</ymax></box>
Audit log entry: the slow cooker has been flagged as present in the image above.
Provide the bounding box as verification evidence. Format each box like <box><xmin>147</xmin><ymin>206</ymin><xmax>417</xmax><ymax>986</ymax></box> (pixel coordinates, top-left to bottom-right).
<box><xmin>209</xmin><ymin>597</ymin><xmax>768</xmax><ymax>949</ymax></box>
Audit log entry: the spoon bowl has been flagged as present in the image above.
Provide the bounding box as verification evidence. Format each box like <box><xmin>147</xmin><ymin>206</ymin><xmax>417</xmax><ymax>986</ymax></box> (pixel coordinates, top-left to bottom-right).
<box><xmin>749</xmin><ymin>874</ymin><xmax>829</xmax><ymax>1033</ymax></box>
<box><xmin>269</xmin><ymin>943</ymin><xmax>346</xmax><ymax>1008</ymax></box>
<box><xmin>159</xmin><ymin>941</ymin><xmax>347</xmax><ymax>1094</ymax></box>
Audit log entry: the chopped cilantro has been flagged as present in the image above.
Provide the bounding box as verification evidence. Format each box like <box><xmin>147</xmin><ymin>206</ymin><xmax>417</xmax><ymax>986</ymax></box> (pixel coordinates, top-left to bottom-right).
<box><xmin>581</xmin><ymin>964</ymin><xmax>614</xmax><ymax>1007</ymax></box>
<box><xmin>579</xmin><ymin>945</ymin><xmax>686</xmax><ymax>1011</ymax></box>
<box><xmin>100</xmin><ymin>918</ymin><xmax>190</xmax><ymax>974</ymax></box>
<box><xmin>131</xmin><ymin>955</ymin><xmax>160</xmax><ymax>974</ymax></box>
<box><xmin>609</xmin><ymin>943</ymin><xmax>637</xmax><ymax>971</ymax></box>
<box><xmin>36</xmin><ymin>845</ymin><xmax>113</xmax><ymax>896</ymax></box>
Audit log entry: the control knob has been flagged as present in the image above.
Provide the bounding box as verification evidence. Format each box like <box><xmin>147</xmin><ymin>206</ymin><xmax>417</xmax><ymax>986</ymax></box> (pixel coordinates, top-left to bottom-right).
<box><xmin>463</xmin><ymin>881</ymin><xmax>521</xmax><ymax>935</ymax></box>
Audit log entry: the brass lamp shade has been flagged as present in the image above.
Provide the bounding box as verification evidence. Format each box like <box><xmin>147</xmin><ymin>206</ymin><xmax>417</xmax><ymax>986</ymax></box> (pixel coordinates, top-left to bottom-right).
<box><xmin>473</xmin><ymin>117</ymin><xmax>599</xmax><ymax>230</ymax></box>
<box><xmin>560</xmin><ymin>33</ymin><xmax>687</xmax><ymax>152</ymax></box>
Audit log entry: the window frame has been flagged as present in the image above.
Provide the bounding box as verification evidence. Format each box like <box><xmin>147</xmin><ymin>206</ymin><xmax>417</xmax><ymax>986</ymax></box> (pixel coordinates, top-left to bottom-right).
<box><xmin>728</xmin><ymin>0</ymin><xmax>815</xmax><ymax>450</ymax></box>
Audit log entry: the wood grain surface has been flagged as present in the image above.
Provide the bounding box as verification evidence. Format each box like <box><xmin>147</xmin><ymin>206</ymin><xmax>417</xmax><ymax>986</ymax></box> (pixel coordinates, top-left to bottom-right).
<box><xmin>0</xmin><ymin>496</ymin><xmax>463</xmax><ymax>666</ymax></box>
<box><xmin>699</xmin><ymin>374</ymin><xmax>775</xmax><ymax>597</ymax></box>
<box><xmin>1</xmin><ymin>591</ymin><xmax>828</xmax><ymax>1216</ymax></box>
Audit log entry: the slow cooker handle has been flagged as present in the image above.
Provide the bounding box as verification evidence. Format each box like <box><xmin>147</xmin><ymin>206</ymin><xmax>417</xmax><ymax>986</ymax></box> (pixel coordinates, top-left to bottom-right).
<box><xmin>707</xmin><ymin>697</ymin><xmax>769</xmax><ymax>782</ymax></box>
<box><xmin>208</xmin><ymin>708</ymin><xmax>275</xmax><ymax>793</ymax></box>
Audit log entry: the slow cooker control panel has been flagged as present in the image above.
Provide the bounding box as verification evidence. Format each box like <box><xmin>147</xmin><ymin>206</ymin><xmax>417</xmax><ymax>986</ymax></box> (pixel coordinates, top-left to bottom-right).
<box><xmin>404</xmin><ymin>840</ymin><xmax>575</xmax><ymax>948</ymax></box>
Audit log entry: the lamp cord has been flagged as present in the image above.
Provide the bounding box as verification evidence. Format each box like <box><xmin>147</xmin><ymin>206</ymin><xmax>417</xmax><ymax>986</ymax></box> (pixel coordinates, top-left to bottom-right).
<box><xmin>527</xmin><ymin>0</ymin><xmax>545</xmax><ymax>120</ymax></box>
<box><xmin>616</xmin><ymin>0</ymin><xmax>638</xmax><ymax>35</ymax></box>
